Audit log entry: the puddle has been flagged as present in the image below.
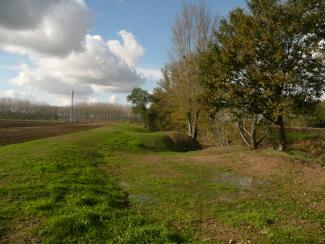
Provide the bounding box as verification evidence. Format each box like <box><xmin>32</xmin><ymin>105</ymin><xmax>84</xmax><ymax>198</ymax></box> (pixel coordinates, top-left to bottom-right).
<box><xmin>213</xmin><ymin>172</ymin><xmax>269</xmax><ymax>189</ymax></box>
<box><xmin>128</xmin><ymin>194</ymin><xmax>155</xmax><ymax>204</ymax></box>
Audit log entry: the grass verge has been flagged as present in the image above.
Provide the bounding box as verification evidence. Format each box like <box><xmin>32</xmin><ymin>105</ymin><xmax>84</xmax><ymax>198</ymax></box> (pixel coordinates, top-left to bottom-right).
<box><xmin>0</xmin><ymin>123</ymin><xmax>324</xmax><ymax>243</ymax></box>
<box><xmin>0</xmin><ymin>124</ymin><xmax>191</xmax><ymax>243</ymax></box>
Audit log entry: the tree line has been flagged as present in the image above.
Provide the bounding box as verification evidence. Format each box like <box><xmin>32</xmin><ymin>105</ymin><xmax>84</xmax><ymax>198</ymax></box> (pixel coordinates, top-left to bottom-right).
<box><xmin>0</xmin><ymin>97</ymin><xmax>132</xmax><ymax>122</ymax></box>
<box><xmin>127</xmin><ymin>0</ymin><xmax>325</xmax><ymax>152</ymax></box>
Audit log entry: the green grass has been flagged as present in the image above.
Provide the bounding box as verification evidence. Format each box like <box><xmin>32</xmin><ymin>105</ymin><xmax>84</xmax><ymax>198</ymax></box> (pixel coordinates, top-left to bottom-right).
<box><xmin>0</xmin><ymin>124</ymin><xmax>188</xmax><ymax>243</ymax></box>
<box><xmin>114</xmin><ymin>152</ymin><xmax>324</xmax><ymax>243</ymax></box>
<box><xmin>0</xmin><ymin>123</ymin><xmax>324</xmax><ymax>243</ymax></box>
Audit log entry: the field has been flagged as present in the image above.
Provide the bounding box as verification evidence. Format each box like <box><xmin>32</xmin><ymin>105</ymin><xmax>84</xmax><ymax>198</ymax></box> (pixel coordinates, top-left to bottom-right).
<box><xmin>0</xmin><ymin>123</ymin><xmax>324</xmax><ymax>243</ymax></box>
<box><xmin>0</xmin><ymin>120</ymin><xmax>106</xmax><ymax>146</ymax></box>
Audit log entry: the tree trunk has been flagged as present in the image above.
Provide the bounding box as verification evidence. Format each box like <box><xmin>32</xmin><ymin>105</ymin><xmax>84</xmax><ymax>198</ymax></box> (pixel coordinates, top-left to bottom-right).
<box><xmin>250</xmin><ymin>131</ymin><xmax>257</xmax><ymax>150</ymax></box>
<box><xmin>277</xmin><ymin>115</ymin><xmax>286</xmax><ymax>151</ymax></box>
<box><xmin>143</xmin><ymin>115</ymin><xmax>147</xmax><ymax>128</ymax></box>
<box><xmin>193</xmin><ymin>124</ymin><xmax>198</xmax><ymax>141</ymax></box>
<box><xmin>237</xmin><ymin>116</ymin><xmax>264</xmax><ymax>150</ymax></box>
<box><xmin>216</xmin><ymin>127</ymin><xmax>223</xmax><ymax>146</ymax></box>
<box><xmin>237</xmin><ymin>122</ymin><xmax>250</xmax><ymax>147</ymax></box>
<box><xmin>188</xmin><ymin>122</ymin><xmax>192</xmax><ymax>137</ymax></box>
<box><xmin>192</xmin><ymin>106</ymin><xmax>200</xmax><ymax>141</ymax></box>
<box><xmin>187</xmin><ymin>111</ymin><xmax>192</xmax><ymax>137</ymax></box>
<box><xmin>250</xmin><ymin>118</ymin><xmax>257</xmax><ymax>150</ymax></box>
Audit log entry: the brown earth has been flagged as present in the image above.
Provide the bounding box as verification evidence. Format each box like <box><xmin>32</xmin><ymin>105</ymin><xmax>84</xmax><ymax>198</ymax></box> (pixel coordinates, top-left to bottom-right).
<box><xmin>0</xmin><ymin>122</ymin><xmax>107</xmax><ymax>146</ymax></box>
<box><xmin>0</xmin><ymin>218</ymin><xmax>41</xmax><ymax>244</ymax></box>
<box><xmin>0</xmin><ymin>120</ymin><xmax>66</xmax><ymax>128</ymax></box>
<box><xmin>163</xmin><ymin>146</ymin><xmax>325</xmax><ymax>242</ymax></box>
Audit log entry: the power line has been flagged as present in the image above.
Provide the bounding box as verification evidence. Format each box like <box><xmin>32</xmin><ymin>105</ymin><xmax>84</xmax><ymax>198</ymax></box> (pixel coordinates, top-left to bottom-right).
<box><xmin>70</xmin><ymin>90</ymin><xmax>74</xmax><ymax>123</ymax></box>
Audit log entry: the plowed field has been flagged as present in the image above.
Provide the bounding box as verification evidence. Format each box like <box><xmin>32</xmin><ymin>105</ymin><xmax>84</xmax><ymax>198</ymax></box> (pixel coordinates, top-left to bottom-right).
<box><xmin>0</xmin><ymin>120</ymin><xmax>105</xmax><ymax>146</ymax></box>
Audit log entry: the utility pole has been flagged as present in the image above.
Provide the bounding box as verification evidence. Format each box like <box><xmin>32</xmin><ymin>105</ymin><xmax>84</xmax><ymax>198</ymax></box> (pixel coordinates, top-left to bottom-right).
<box><xmin>70</xmin><ymin>90</ymin><xmax>74</xmax><ymax>123</ymax></box>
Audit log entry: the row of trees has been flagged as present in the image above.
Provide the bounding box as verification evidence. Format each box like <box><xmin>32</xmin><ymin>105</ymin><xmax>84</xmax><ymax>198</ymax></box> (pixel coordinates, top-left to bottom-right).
<box><xmin>0</xmin><ymin>98</ymin><xmax>132</xmax><ymax>122</ymax></box>
<box><xmin>128</xmin><ymin>0</ymin><xmax>325</xmax><ymax>151</ymax></box>
<box><xmin>64</xmin><ymin>103</ymin><xmax>131</xmax><ymax>122</ymax></box>
<box><xmin>0</xmin><ymin>98</ymin><xmax>59</xmax><ymax>120</ymax></box>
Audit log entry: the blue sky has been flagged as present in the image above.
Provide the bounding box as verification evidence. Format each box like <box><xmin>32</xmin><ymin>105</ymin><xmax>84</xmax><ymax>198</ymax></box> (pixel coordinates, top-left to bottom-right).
<box><xmin>0</xmin><ymin>0</ymin><xmax>246</xmax><ymax>105</ymax></box>
<box><xmin>88</xmin><ymin>0</ymin><xmax>246</xmax><ymax>68</ymax></box>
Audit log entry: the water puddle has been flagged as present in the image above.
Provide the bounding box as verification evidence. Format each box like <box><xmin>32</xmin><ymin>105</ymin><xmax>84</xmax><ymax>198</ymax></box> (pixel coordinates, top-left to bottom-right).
<box><xmin>213</xmin><ymin>172</ymin><xmax>269</xmax><ymax>189</ymax></box>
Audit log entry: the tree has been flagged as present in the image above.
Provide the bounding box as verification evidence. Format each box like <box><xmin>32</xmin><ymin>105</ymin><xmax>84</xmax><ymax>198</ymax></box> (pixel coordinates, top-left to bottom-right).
<box><xmin>146</xmin><ymin>64</ymin><xmax>193</xmax><ymax>132</ymax></box>
<box><xmin>201</xmin><ymin>0</ymin><xmax>325</xmax><ymax>151</ymax></box>
<box><xmin>127</xmin><ymin>88</ymin><xmax>151</xmax><ymax>128</ymax></box>
<box><xmin>169</xmin><ymin>1</ymin><xmax>214</xmax><ymax>140</ymax></box>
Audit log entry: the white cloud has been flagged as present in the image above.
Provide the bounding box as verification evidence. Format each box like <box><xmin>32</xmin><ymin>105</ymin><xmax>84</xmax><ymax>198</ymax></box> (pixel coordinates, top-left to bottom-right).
<box><xmin>0</xmin><ymin>89</ymin><xmax>36</xmax><ymax>101</ymax></box>
<box><xmin>0</xmin><ymin>0</ymin><xmax>91</xmax><ymax>57</ymax></box>
<box><xmin>0</xmin><ymin>0</ymin><xmax>154</xmax><ymax>105</ymax></box>
<box><xmin>0</xmin><ymin>88</ymin><xmax>70</xmax><ymax>106</ymax></box>
<box><xmin>10</xmin><ymin>64</ymin><xmax>94</xmax><ymax>96</ymax></box>
<box><xmin>107</xmin><ymin>30</ymin><xmax>144</xmax><ymax>66</ymax></box>
<box><xmin>136</xmin><ymin>67</ymin><xmax>162</xmax><ymax>81</ymax></box>
<box><xmin>0</xmin><ymin>65</ymin><xmax>20</xmax><ymax>72</ymax></box>
<box><xmin>0</xmin><ymin>0</ymin><xmax>57</xmax><ymax>30</ymax></box>
<box><xmin>9</xmin><ymin>34</ymin><xmax>145</xmax><ymax>96</ymax></box>
<box><xmin>86</xmin><ymin>96</ymin><xmax>99</xmax><ymax>104</ymax></box>
<box><xmin>109</xmin><ymin>94</ymin><xmax>119</xmax><ymax>104</ymax></box>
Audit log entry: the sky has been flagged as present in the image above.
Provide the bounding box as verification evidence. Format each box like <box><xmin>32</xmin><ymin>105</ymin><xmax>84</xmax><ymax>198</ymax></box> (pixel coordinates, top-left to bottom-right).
<box><xmin>0</xmin><ymin>0</ymin><xmax>246</xmax><ymax>106</ymax></box>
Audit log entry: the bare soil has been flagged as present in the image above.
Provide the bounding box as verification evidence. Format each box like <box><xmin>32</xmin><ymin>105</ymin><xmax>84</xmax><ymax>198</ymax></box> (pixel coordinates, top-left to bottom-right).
<box><xmin>0</xmin><ymin>218</ymin><xmax>40</xmax><ymax>244</ymax></box>
<box><xmin>0</xmin><ymin>122</ymin><xmax>105</xmax><ymax>146</ymax></box>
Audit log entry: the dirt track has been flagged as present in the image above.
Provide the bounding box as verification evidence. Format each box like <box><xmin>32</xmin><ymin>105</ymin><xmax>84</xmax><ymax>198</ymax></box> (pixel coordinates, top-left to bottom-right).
<box><xmin>0</xmin><ymin>122</ymin><xmax>105</xmax><ymax>146</ymax></box>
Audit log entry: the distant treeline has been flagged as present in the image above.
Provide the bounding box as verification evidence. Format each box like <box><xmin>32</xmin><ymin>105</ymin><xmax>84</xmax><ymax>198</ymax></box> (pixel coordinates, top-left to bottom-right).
<box><xmin>0</xmin><ymin>97</ymin><xmax>133</xmax><ymax>122</ymax></box>
<box><xmin>65</xmin><ymin>103</ymin><xmax>132</xmax><ymax>122</ymax></box>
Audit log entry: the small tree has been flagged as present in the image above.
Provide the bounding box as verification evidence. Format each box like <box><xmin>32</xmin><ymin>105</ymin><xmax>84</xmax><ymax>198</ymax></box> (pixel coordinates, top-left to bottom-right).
<box><xmin>202</xmin><ymin>0</ymin><xmax>325</xmax><ymax>151</ymax></box>
<box><xmin>127</xmin><ymin>88</ymin><xmax>151</xmax><ymax>128</ymax></box>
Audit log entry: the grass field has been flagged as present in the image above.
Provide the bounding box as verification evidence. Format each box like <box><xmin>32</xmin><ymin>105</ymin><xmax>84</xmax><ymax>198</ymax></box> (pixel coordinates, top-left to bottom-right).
<box><xmin>0</xmin><ymin>124</ymin><xmax>324</xmax><ymax>243</ymax></box>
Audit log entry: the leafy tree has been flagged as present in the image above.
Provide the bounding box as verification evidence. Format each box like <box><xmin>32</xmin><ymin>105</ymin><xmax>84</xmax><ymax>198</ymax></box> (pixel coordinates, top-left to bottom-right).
<box><xmin>127</xmin><ymin>88</ymin><xmax>151</xmax><ymax>128</ymax></box>
<box><xmin>146</xmin><ymin>65</ymin><xmax>186</xmax><ymax>131</ymax></box>
<box><xmin>201</xmin><ymin>0</ymin><xmax>325</xmax><ymax>151</ymax></box>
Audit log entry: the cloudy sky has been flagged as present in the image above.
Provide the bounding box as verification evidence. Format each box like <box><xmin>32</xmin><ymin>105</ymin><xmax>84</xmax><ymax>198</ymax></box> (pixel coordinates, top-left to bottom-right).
<box><xmin>0</xmin><ymin>0</ymin><xmax>245</xmax><ymax>105</ymax></box>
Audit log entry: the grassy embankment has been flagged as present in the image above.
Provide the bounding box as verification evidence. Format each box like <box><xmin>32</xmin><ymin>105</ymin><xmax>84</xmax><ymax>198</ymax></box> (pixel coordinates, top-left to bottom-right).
<box><xmin>268</xmin><ymin>128</ymin><xmax>325</xmax><ymax>166</ymax></box>
<box><xmin>0</xmin><ymin>123</ymin><xmax>324</xmax><ymax>243</ymax></box>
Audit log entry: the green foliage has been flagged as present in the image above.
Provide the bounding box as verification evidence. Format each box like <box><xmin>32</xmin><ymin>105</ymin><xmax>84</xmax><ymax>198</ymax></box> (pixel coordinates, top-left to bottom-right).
<box><xmin>201</xmin><ymin>0</ymin><xmax>325</xmax><ymax>150</ymax></box>
<box><xmin>127</xmin><ymin>88</ymin><xmax>151</xmax><ymax>106</ymax></box>
<box><xmin>304</xmin><ymin>101</ymin><xmax>325</xmax><ymax>127</ymax></box>
<box><xmin>127</xmin><ymin>88</ymin><xmax>152</xmax><ymax>127</ymax></box>
<box><xmin>145</xmin><ymin>66</ymin><xmax>188</xmax><ymax>132</ymax></box>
